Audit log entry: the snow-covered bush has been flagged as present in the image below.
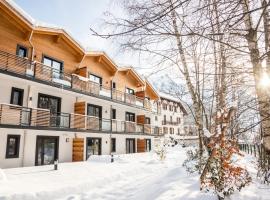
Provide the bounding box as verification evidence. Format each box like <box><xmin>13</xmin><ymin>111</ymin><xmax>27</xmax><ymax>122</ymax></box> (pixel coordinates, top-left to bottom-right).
<box><xmin>182</xmin><ymin>148</ymin><xmax>208</xmax><ymax>174</ymax></box>
<box><xmin>155</xmin><ymin>140</ymin><xmax>167</xmax><ymax>161</ymax></box>
<box><xmin>0</xmin><ymin>168</ymin><xmax>7</xmax><ymax>181</ymax></box>
<box><xmin>201</xmin><ymin>142</ymin><xmax>252</xmax><ymax>200</ymax></box>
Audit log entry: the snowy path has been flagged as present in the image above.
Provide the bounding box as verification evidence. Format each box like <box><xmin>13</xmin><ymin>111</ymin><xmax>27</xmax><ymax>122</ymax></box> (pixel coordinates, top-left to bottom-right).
<box><xmin>0</xmin><ymin>146</ymin><xmax>269</xmax><ymax>200</ymax></box>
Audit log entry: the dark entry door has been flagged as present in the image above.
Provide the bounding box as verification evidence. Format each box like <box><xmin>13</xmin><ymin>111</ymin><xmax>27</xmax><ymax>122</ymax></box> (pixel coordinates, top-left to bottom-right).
<box><xmin>126</xmin><ymin>139</ymin><xmax>136</xmax><ymax>153</ymax></box>
<box><xmin>38</xmin><ymin>93</ymin><xmax>61</xmax><ymax>127</ymax></box>
<box><xmin>35</xmin><ymin>136</ymin><xmax>59</xmax><ymax>166</ymax></box>
<box><xmin>86</xmin><ymin>137</ymin><xmax>102</xmax><ymax>159</ymax></box>
<box><xmin>146</xmin><ymin>139</ymin><xmax>151</xmax><ymax>152</ymax></box>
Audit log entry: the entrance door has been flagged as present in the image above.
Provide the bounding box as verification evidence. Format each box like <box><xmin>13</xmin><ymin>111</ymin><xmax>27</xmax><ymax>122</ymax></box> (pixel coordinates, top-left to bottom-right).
<box><xmin>35</xmin><ymin>136</ymin><xmax>59</xmax><ymax>166</ymax></box>
<box><xmin>38</xmin><ymin>93</ymin><xmax>61</xmax><ymax>127</ymax></box>
<box><xmin>86</xmin><ymin>137</ymin><xmax>101</xmax><ymax>159</ymax></box>
<box><xmin>126</xmin><ymin>139</ymin><xmax>136</xmax><ymax>153</ymax></box>
<box><xmin>146</xmin><ymin>139</ymin><xmax>151</xmax><ymax>152</ymax></box>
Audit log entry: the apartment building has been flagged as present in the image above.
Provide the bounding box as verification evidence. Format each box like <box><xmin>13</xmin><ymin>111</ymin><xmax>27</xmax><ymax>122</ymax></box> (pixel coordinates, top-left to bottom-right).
<box><xmin>0</xmin><ymin>0</ymin><xmax>163</xmax><ymax>168</ymax></box>
<box><xmin>157</xmin><ymin>93</ymin><xmax>187</xmax><ymax>142</ymax></box>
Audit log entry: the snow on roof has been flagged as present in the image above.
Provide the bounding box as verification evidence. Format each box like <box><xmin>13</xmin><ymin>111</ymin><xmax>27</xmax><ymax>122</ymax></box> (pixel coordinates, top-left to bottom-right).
<box><xmin>5</xmin><ymin>0</ymin><xmax>85</xmax><ymax>51</ymax></box>
<box><xmin>159</xmin><ymin>92</ymin><xmax>182</xmax><ymax>103</ymax></box>
<box><xmin>5</xmin><ymin>0</ymin><xmax>35</xmax><ymax>24</ymax></box>
<box><xmin>159</xmin><ymin>92</ymin><xmax>188</xmax><ymax>115</ymax></box>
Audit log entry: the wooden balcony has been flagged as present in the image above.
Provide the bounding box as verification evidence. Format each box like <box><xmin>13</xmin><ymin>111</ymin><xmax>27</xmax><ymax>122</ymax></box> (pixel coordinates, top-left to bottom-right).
<box><xmin>0</xmin><ymin>50</ymin><xmax>154</xmax><ymax>111</ymax></box>
<box><xmin>0</xmin><ymin>103</ymin><xmax>163</xmax><ymax>135</ymax></box>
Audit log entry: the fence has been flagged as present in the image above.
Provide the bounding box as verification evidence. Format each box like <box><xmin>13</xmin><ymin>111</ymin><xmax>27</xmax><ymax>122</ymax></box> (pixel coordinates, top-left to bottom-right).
<box><xmin>239</xmin><ymin>143</ymin><xmax>270</xmax><ymax>170</ymax></box>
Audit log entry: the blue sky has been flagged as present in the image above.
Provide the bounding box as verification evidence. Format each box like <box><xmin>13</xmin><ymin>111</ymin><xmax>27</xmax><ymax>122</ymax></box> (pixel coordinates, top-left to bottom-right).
<box><xmin>12</xmin><ymin>0</ymin><xmax>178</xmax><ymax>83</ymax></box>
<box><xmin>13</xmin><ymin>0</ymin><xmax>138</xmax><ymax>66</ymax></box>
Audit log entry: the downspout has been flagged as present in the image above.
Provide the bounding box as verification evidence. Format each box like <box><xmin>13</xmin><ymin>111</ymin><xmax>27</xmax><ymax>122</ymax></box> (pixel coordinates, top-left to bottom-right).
<box><xmin>22</xmin><ymin>31</ymin><xmax>34</xmax><ymax>167</ymax></box>
<box><xmin>28</xmin><ymin>30</ymin><xmax>34</xmax><ymax>61</ymax></box>
<box><xmin>21</xmin><ymin>130</ymin><xmax>27</xmax><ymax>167</ymax></box>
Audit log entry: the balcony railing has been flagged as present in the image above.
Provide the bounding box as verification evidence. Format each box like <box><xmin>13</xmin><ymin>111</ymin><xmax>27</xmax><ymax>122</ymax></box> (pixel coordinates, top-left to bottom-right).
<box><xmin>0</xmin><ymin>50</ymin><xmax>158</xmax><ymax>112</ymax></box>
<box><xmin>0</xmin><ymin>103</ymin><xmax>163</xmax><ymax>135</ymax></box>
<box><xmin>162</xmin><ymin>120</ymin><xmax>180</xmax><ymax>126</ymax></box>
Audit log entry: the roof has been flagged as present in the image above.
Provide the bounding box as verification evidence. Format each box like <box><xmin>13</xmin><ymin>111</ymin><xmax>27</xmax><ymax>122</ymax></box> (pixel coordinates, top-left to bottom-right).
<box><xmin>1</xmin><ymin>0</ymin><xmax>159</xmax><ymax>100</ymax></box>
<box><xmin>118</xmin><ymin>67</ymin><xmax>145</xmax><ymax>86</ymax></box>
<box><xmin>159</xmin><ymin>92</ymin><xmax>188</xmax><ymax>115</ymax></box>
<box><xmin>85</xmin><ymin>51</ymin><xmax>118</xmax><ymax>73</ymax></box>
<box><xmin>145</xmin><ymin>80</ymin><xmax>159</xmax><ymax>100</ymax></box>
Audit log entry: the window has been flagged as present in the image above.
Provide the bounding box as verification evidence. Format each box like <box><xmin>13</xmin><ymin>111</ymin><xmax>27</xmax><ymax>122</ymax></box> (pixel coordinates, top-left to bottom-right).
<box><xmin>145</xmin><ymin>117</ymin><xmax>151</xmax><ymax>124</ymax></box>
<box><xmin>163</xmin><ymin>115</ymin><xmax>166</xmax><ymax>122</ymax></box>
<box><xmin>43</xmin><ymin>56</ymin><xmax>63</xmax><ymax>79</ymax></box>
<box><xmin>16</xmin><ymin>45</ymin><xmax>28</xmax><ymax>58</ymax></box>
<box><xmin>170</xmin><ymin>128</ymin><xmax>174</xmax><ymax>134</ymax></box>
<box><xmin>112</xmin><ymin>109</ymin><xmax>116</xmax><ymax>119</ymax></box>
<box><xmin>126</xmin><ymin>112</ymin><xmax>135</xmax><ymax>122</ymax></box>
<box><xmin>174</xmin><ymin>106</ymin><xmax>177</xmax><ymax>112</ymax></box>
<box><xmin>170</xmin><ymin>116</ymin><xmax>173</xmax><ymax>122</ymax></box>
<box><xmin>163</xmin><ymin>127</ymin><xmax>168</xmax><ymax>134</ymax></box>
<box><xmin>155</xmin><ymin>116</ymin><xmax>158</xmax><ymax>121</ymax></box>
<box><xmin>162</xmin><ymin>103</ymin><xmax>167</xmax><ymax>110</ymax></box>
<box><xmin>177</xmin><ymin>117</ymin><xmax>181</xmax><ymax>123</ymax></box>
<box><xmin>10</xmin><ymin>87</ymin><xmax>24</xmax><ymax>106</ymax></box>
<box><xmin>112</xmin><ymin>82</ymin><xmax>116</xmax><ymax>89</ymax></box>
<box><xmin>38</xmin><ymin>93</ymin><xmax>61</xmax><ymax>114</ymax></box>
<box><xmin>169</xmin><ymin>105</ymin><xmax>172</xmax><ymax>111</ymax></box>
<box><xmin>126</xmin><ymin>87</ymin><xmax>135</xmax><ymax>95</ymax></box>
<box><xmin>6</xmin><ymin>135</ymin><xmax>20</xmax><ymax>158</ymax></box>
<box><xmin>111</xmin><ymin>138</ymin><xmax>116</xmax><ymax>153</ymax></box>
<box><xmin>178</xmin><ymin>128</ymin><xmax>180</xmax><ymax>135</ymax></box>
<box><xmin>87</xmin><ymin>104</ymin><xmax>102</xmax><ymax>118</ymax></box>
<box><xmin>89</xmin><ymin>74</ymin><xmax>102</xmax><ymax>85</ymax></box>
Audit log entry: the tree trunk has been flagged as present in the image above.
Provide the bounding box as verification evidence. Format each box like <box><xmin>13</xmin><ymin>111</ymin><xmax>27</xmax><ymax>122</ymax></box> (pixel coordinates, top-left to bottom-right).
<box><xmin>242</xmin><ymin>0</ymin><xmax>270</xmax><ymax>151</ymax></box>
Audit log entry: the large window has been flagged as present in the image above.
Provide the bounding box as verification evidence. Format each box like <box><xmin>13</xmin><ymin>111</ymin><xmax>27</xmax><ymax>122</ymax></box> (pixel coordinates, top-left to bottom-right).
<box><xmin>43</xmin><ymin>56</ymin><xmax>63</xmax><ymax>79</ymax></box>
<box><xmin>16</xmin><ymin>45</ymin><xmax>28</xmax><ymax>58</ymax></box>
<box><xmin>6</xmin><ymin>135</ymin><xmax>20</xmax><ymax>158</ymax></box>
<box><xmin>89</xmin><ymin>74</ymin><xmax>102</xmax><ymax>85</ymax></box>
<box><xmin>125</xmin><ymin>112</ymin><xmax>135</xmax><ymax>122</ymax></box>
<box><xmin>126</xmin><ymin>87</ymin><xmax>135</xmax><ymax>95</ymax></box>
<box><xmin>111</xmin><ymin>138</ymin><xmax>116</xmax><ymax>153</ymax></box>
<box><xmin>87</xmin><ymin>104</ymin><xmax>102</xmax><ymax>118</ymax></box>
<box><xmin>10</xmin><ymin>87</ymin><xmax>24</xmax><ymax>106</ymax></box>
<box><xmin>38</xmin><ymin>93</ymin><xmax>61</xmax><ymax>114</ymax></box>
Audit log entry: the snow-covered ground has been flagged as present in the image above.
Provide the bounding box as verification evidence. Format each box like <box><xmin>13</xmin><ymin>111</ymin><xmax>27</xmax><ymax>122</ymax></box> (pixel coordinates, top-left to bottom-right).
<box><xmin>0</xmin><ymin>146</ymin><xmax>269</xmax><ymax>200</ymax></box>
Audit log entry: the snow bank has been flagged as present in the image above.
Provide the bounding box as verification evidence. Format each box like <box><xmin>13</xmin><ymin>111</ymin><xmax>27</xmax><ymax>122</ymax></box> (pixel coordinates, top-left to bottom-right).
<box><xmin>0</xmin><ymin>168</ymin><xmax>7</xmax><ymax>181</ymax></box>
<box><xmin>0</xmin><ymin>147</ymin><xmax>269</xmax><ymax>200</ymax></box>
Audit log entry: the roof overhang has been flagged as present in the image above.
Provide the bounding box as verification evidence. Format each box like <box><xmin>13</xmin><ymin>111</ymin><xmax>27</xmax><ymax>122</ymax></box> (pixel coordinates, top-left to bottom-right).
<box><xmin>33</xmin><ymin>27</ymin><xmax>85</xmax><ymax>57</ymax></box>
<box><xmin>85</xmin><ymin>51</ymin><xmax>118</xmax><ymax>74</ymax></box>
<box><xmin>0</xmin><ymin>1</ymin><xmax>33</xmax><ymax>38</ymax></box>
<box><xmin>145</xmin><ymin>80</ymin><xmax>159</xmax><ymax>100</ymax></box>
<box><xmin>119</xmin><ymin>67</ymin><xmax>145</xmax><ymax>87</ymax></box>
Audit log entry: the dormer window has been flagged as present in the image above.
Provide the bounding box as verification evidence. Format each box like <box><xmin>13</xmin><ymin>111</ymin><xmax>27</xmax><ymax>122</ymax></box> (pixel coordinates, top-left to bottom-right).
<box><xmin>89</xmin><ymin>73</ymin><xmax>102</xmax><ymax>85</ymax></box>
<box><xmin>126</xmin><ymin>87</ymin><xmax>135</xmax><ymax>95</ymax></box>
<box><xmin>43</xmin><ymin>56</ymin><xmax>63</xmax><ymax>79</ymax></box>
<box><xmin>16</xmin><ymin>45</ymin><xmax>28</xmax><ymax>58</ymax></box>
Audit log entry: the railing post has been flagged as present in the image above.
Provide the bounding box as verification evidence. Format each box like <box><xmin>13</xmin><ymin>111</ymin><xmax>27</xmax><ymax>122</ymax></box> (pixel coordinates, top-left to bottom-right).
<box><xmin>71</xmin><ymin>75</ymin><xmax>73</xmax><ymax>89</ymax></box>
<box><xmin>0</xmin><ymin>104</ymin><xmax>2</xmax><ymax>124</ymax></box>
<box><xmin>69</xmin><ymin>113</ymin><xmax>71</xmax><ymax>129</ymax></box>
<box><xmin>33</xmin><ymin>61</ymin><xmax>37</xmax><ymax>78</ymax></box>
<box><xmin>29</xmin><ymin>108</ymin><xmax>32</xmax><ymax>126</ymax></box>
